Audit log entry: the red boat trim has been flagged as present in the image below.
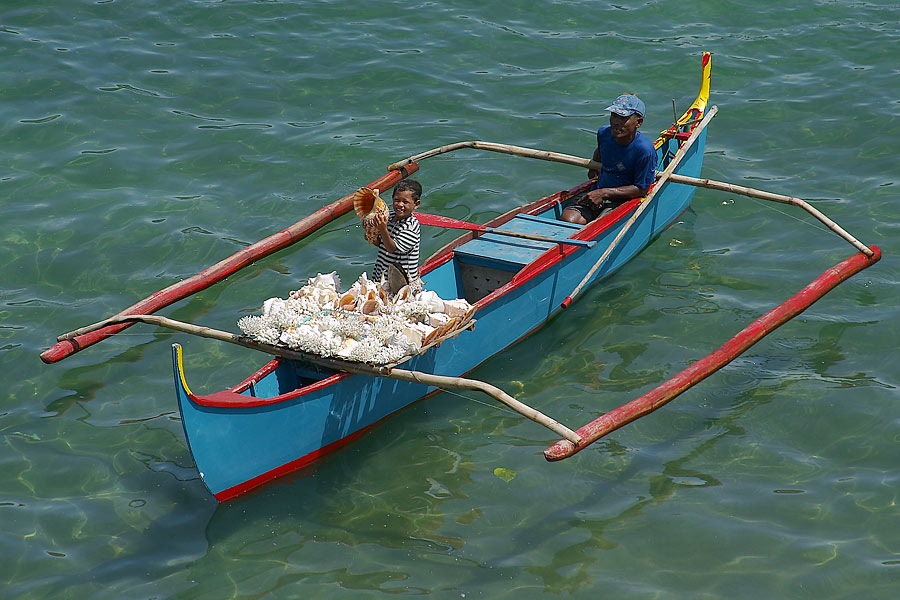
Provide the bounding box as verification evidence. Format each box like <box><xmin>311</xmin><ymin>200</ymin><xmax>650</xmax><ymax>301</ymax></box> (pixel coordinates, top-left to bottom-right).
<box><xmin>213</xmin><ymin>421</ymin><xmax>375</xmax><ymax>501</ymax></box>
<box><xmin>543</xmin><ymin>246</ymin><xmax>883</xmax><ymax>461</ymax></box>
<box><xmin>213</xmin><ymin>336</ymin><xmax>555</xmax><ymax>501</ymax></box>
<box><xmin>190</xmin><ymin>371</ymin><xmax>354</xmax><ymax>408</ymax></box>
<box><xmin>419</xmin><ymin>247</ymin><xmax>456</xmax><ymax>275</ymax></box>
<box><xmin>477</xmin><ymin>199</ymin><xmax>641</xmax><ymax>308</ymax></box>
<box><xmin>229</xmin><ymin>358</ymin><xmax>280</xmax><ymax>394</ymax></box>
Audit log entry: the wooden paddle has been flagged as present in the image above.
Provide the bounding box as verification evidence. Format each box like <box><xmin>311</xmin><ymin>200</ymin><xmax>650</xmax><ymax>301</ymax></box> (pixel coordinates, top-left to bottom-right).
<box><xmin>414</xmin><ymin>212</ymin><xmax>595</xmax><ymax>248</ymax></box>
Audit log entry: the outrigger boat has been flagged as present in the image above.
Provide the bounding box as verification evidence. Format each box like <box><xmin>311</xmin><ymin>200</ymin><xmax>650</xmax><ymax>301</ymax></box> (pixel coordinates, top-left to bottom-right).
<box><xmin>41</xmin><ymin>53</ymin><xmax>880</xmax><ymax>501</ymax></box>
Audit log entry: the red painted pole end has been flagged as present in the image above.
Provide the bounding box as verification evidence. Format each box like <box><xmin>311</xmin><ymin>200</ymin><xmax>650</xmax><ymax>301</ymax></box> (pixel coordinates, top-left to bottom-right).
<box><xmin>560</xmin><ymin>297</ymin><xmax>573</xmax><ymax>309</ymax></box>
<box><xmin>40</xmin><ymin>341</ymin><xmax>72</xmax><ymax>364</ymax></box>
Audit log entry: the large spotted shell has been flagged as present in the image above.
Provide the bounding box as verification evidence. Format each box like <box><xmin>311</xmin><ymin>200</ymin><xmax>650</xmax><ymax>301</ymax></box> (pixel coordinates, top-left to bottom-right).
<box><xmin>352</xmin><ymin>187</ymin><xmax>389</xmax><ymax>244</ymax></box>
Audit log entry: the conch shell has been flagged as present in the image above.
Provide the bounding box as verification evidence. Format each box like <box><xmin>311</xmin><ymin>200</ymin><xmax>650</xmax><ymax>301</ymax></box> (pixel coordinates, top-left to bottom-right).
<box><xmin>360</xmin><ymin>297</ymin><xmax>383</xmax><ymax>316</ymax></box>
<box><xmin>442</xmin><ymin>298</ymin><xmax>473</xmax><ymax>318</ymax></box>
<box><xmin>336</xmin><ymin>290</ymin><xmax>358</xmax><ymax>311</ymax></box>
<box><xmin>393</xmin><ymin>285</ymin><xmax>413</xmax><ymax>304</ymax></box>
<box><xmin>352</xmin><ymin>187</ymin><xmax>389</xmax><ymax>244</ymax></box>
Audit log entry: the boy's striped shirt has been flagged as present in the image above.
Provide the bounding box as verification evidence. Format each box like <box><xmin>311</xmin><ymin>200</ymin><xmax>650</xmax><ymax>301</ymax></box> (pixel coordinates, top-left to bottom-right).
<box><xmin>372</xmin><ymin>212</ymin><xmax>420</xmax><ymax>282</ymax></box>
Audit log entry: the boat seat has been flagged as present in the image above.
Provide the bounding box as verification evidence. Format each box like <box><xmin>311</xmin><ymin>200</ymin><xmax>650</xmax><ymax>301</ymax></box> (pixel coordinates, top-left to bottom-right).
<box><xmin>453</xmin><ymin>214</ymin><xmax>582</xmax><ymax>271</ymax></box>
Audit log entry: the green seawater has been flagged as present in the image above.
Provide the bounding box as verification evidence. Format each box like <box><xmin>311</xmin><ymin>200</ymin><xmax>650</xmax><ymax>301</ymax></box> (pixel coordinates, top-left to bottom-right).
<box><xmin>3</xmin><ymin>1</ymin><xmax>899</xmax><ymax>598</ymax></box>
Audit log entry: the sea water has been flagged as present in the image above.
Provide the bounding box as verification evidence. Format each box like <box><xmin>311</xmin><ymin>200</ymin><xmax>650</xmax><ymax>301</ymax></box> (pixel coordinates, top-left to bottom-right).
<box><xmin>2</xmin><ymin>2</ymin><xmax>898</xmax><ymax>598</ymax></box>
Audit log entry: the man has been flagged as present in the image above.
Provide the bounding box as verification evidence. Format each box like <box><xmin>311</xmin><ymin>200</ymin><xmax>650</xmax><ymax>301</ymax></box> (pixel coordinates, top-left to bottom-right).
<box><xmin>561</xmin><ymin>93</ymin><xmax>657</xmax><ymax>225</ymax></box>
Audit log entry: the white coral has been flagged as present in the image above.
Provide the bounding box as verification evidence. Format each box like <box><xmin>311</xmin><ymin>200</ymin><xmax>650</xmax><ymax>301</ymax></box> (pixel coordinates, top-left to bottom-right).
<box><xmin>238</xmin><ymin>271</ymin><xmax>475</xmax><ymax>365</ymax></box>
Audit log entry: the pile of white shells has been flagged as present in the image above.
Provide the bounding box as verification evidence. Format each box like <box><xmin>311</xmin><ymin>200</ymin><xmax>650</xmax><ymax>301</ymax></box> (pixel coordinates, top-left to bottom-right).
<box><xmin>238</xmin><ymin>272</ymin><xmax>475</xmax><ymax>365</ymax></box>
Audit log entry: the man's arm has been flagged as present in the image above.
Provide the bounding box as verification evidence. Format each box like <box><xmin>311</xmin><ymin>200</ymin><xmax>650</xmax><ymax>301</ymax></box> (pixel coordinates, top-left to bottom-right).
<box><xmin>584</xmin><ymin>140</ymin><xmax>654</xmax><ymax>206</ymax></box>
<box><xmin>587</xmin><ymin>148</ymin><xmax>601</xmax><ymax>180</ymax></box>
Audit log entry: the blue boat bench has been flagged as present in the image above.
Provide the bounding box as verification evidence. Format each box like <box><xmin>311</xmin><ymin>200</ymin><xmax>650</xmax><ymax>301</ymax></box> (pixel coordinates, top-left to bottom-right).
<box><xmin>452</xmin><ymin>214</ymin><xmax>583</xmax><ymax>303</ymax></box>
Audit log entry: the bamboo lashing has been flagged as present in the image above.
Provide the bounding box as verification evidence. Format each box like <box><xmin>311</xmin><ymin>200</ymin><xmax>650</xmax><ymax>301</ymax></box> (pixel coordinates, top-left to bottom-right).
<box><xmin>68</xmin><ymin>313</ymin><xmax>582</xmax><ymax>445</ymax></box>
<box><xmin>544</xmin><ymin>245</ymin><xmax>881</xmax><ymax>461</ymax></box>
<box><xmin>41</xmin><ymin>166</ymin><xmax>419</xmax><ymax>364</ymax></box>
<box><xmin>560</xmin><ymin>105</ymin><xmax>719</xmax><ymax>309</ymax></box>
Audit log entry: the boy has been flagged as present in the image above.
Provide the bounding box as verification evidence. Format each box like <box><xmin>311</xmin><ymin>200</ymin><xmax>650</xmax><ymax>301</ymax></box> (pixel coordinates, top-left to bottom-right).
<box><xmin>371</xmin><ymin>179</ymin><xmax>422</xmax><ymax>289</ymax></box>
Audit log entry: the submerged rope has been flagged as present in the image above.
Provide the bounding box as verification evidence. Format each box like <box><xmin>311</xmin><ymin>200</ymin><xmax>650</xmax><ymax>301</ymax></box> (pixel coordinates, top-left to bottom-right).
<box><xmin>432</xmin><ymin>387</ymin><xmax>523</xmax><ymax>417</ymax></box>
<box><xmin>743</xmin><ymin>195</ymin><xmax>833</xmax><ymax>236</ymax></box>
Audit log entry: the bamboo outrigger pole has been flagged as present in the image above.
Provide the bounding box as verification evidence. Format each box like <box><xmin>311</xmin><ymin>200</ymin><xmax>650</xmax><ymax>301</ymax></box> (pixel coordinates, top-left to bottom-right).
<box><xmin>544</xmin><ymin>245</ymin><xmax>881</xmax><ymax>460</ymax></box>
<box><xmin>387</xmin><ymin>141</ymin><xmax>603</xmax><ymax>174</ymax></box>
<box><xmin>65</xmin><ymin>314</ymin><xmax>582</xmax><ymax>445</ymax></box>
<box><xmin>388</xmin><ymin>138</ymin><xmax>873</xmax><ymax>257</ymax></box>
<box><xmin>41</xmin><ymin>166</ymin><xmax>419</xmax><ymax>364</ymax></box>
<box><xmin>664</xmin><ymin>173</ymin><xmax>874</xmax><ymax>257</ymax></box>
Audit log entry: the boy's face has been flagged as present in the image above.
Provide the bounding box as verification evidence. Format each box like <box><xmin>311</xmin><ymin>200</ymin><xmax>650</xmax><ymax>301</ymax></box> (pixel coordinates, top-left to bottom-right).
<box><xmin>392</xmin><ymin>190</ymin><xmax>419</xmax><ymax>220</ymax></box>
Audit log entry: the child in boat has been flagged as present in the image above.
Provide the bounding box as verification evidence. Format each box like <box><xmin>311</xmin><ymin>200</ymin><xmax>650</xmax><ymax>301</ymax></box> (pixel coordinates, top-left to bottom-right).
<box><xmin>371</xmin><ymin>179</ymin><xmax>422</xmax><ymax>291</ymax></box>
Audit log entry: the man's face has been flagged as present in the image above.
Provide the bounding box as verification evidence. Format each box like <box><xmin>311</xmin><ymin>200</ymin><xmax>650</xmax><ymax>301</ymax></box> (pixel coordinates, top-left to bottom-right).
<box><xmin>609</xmin><ymin>112</ymin><xmax>643</xmax><ymax>144</ymax></box>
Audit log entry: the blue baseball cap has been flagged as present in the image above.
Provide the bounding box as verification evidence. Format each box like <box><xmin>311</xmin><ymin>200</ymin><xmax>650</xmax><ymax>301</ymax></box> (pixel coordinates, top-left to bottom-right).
<box><xmin>606</xmin><ymin>94</ymin><xmax>645</xmax><ymax>117</ymax></box>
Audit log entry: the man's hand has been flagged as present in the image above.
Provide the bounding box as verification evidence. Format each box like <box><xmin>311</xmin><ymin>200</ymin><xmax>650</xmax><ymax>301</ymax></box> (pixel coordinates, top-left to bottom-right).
<box><xmin>584</xmin><ymin>188</ymin><xmax>612</xmax><ymax>207</ymax></box>
<box><xmin>582</xmin><ymin>184</ymin><xmax>646</xmax><ymax>207</ymax></box>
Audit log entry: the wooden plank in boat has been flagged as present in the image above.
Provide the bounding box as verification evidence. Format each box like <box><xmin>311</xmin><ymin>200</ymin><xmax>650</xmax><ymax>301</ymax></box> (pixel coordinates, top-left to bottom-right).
<box><xmin>453</xmin><ymin>214</ymin><xmax>580</xmax><ymax>269</ymax></box>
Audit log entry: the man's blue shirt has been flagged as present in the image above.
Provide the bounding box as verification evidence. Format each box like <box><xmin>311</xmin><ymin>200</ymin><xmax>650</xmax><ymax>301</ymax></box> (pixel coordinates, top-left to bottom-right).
<box><xmin>592</xmin><ymin>126</ymin><xmax>657</xmax><ymax>191</ymax></box>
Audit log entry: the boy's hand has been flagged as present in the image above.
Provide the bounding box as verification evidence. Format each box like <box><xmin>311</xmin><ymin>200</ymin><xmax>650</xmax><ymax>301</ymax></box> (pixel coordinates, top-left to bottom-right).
<box><xmin>371</xmin><ymin>211</ymin><xmax>391</xmax><ymax>247</ymax></box>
